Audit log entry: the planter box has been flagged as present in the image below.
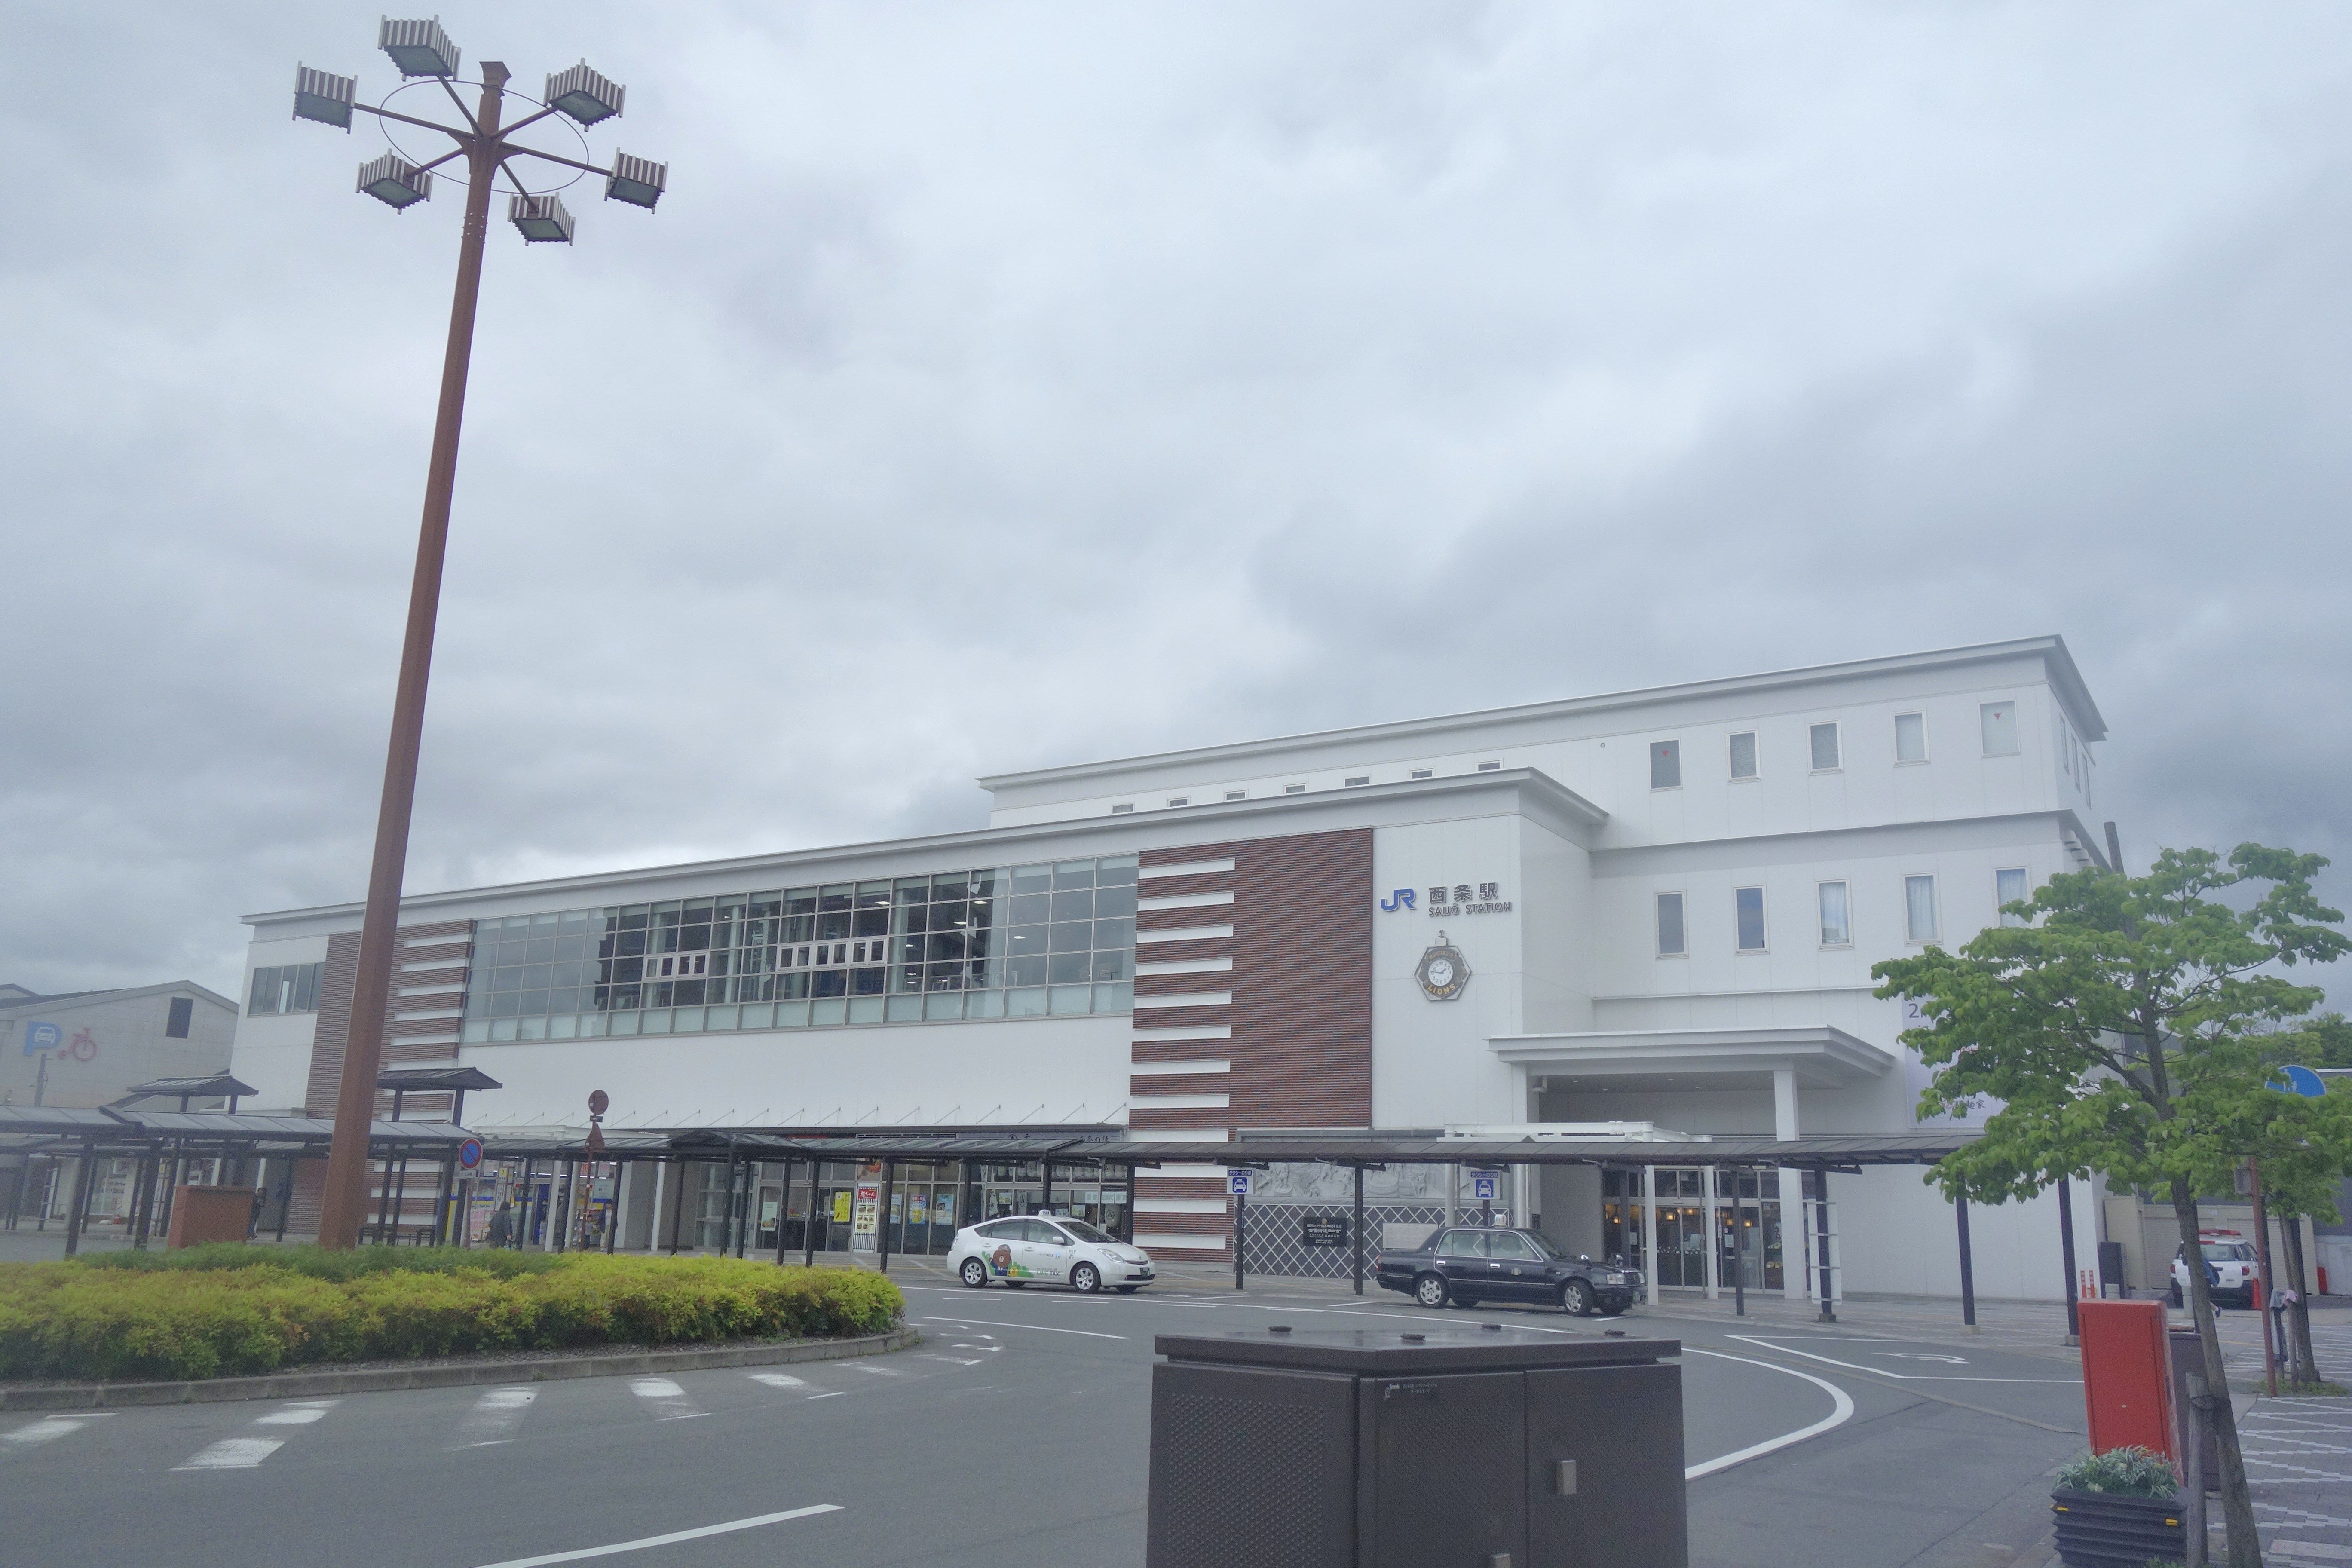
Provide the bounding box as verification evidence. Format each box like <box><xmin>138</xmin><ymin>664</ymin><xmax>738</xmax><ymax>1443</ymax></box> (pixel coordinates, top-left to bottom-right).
<box><xmin>2050</xmin><ymin>1487</ymin><xmax>2186</xmax><ymax>1568</ymax></box>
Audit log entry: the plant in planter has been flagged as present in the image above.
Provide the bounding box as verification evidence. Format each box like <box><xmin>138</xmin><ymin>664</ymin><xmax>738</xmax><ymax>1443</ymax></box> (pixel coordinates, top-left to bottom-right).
<box><xmin>2050</xmin><ymin>1448</ymin><xmax>2186</xmax><ymax>1568</ymax></box>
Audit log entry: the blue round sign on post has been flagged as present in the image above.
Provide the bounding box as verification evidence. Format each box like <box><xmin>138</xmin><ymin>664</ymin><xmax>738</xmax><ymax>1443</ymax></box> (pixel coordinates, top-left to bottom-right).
<box><xmin>2274</xmin><ymin>1064</ymin><xmax>2327</xmax><ymax>1098</ymax></box>
<box><xmin>458</xmin><ymin>1138</ymin><xmax>484</xmax><ymax>1170</ymax></box>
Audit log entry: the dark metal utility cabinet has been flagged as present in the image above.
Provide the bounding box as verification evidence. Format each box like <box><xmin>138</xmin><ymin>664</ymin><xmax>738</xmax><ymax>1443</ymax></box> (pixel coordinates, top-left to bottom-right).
<box><xmin>1147</xmin><ymin>1326</ymin><xmax>1686</xmax><ymax>1568</ymax></box>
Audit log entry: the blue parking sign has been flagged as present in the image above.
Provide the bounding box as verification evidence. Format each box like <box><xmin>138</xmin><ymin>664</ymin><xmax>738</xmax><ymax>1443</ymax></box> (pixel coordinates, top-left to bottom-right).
<box><xmin>1472</xmin><ymin>1173</ymin><xmax>1499</xmax><ymax>1201</ymax></box>
<box><xmin>1227</xmin><ymin>1170</ymin><xmax>1253</xmax><ymax>1198</ymax></box>
<box><xmin>23</xmin><ymin>1021</ymin><xmax>61</xmax><ymax>1057</ymax></box>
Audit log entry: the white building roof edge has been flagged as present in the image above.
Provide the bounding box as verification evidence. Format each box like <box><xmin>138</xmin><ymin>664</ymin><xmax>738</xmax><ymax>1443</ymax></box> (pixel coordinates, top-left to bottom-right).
<box><xmin>977</xmin><ymin>635</ymin><xmax>2105</xmax><ymax>793</ymax></box>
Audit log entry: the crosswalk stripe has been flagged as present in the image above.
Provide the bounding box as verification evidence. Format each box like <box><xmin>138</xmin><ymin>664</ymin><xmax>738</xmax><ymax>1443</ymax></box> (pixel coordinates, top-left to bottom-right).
<box><xmin>172</xmin><ymin>1400</ymin><xmax>338</xmax><ymax>1471</ymax></box>
<box><xmin>451</xmin><ymin>1387</ymin><xmax>538</xmax><ymax>1448</ymax></box>
<box><xmin>3</xmin><ymin>1414</ymin><xmax>112</xmax><ymax>1448</ymax></box>
<box><xmin>628</xmin><ymin>1378</ymin><xmax>686</xmax><ymax>1400</ymax></box>
<box><xmin>746</xmin><ymin>1373</ymin><xmax>805</xmax><ymax>1390</ymax></box>
<box><xmin>175</xmin><ymin>1436</ymin><xmax>285</xmax><ymax>1472</ymax></box>
<box><xmin>846</xmin><ymin>1363</ymin><xmax>902</xmax><ymax>1377</ymax></box>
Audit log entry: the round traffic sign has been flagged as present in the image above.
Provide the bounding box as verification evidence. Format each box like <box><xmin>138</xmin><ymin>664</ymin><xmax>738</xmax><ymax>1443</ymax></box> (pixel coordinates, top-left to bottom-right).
<box><xmin>2275</xmin><ymin>1064</ymin><xmax>2327</xmax><ymax>1098</ymax></box>
<box><xmin>458</xmin><ymin>1138</ymin><xmax>483</xmax><ymax>1170</ymax></box>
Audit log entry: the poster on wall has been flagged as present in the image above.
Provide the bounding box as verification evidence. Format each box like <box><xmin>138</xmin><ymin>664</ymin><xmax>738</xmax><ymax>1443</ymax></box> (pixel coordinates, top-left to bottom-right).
<box><xmin>909</xmin><ymin>1192</ymin><xmax>928</xmax><ymax>1226</ymax></box>
<box><xmin>850</xmin><ymin>1199</ymin><xmax>881</xmax><ymax>1250</ymax></box>
<box><xmin>933</xmin><ymin>1191</ymin><xmax>954</xmax><ymax>1226</ymax></box>
<box><xmin>832</xmin><ymin>1191</ymin><xmax>853</xmax><ymax>1223</ymax></box>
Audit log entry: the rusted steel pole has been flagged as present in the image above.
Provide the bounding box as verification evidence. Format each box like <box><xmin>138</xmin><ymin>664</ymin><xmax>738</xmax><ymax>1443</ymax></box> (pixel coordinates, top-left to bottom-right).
<box><xmin>318</xmin><ymin>64</ymin><xmax>511</xmax><ymax>1248</ymax></box>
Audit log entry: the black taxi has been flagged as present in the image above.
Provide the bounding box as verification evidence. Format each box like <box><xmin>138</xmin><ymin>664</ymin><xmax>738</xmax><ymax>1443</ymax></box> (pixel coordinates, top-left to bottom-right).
<box><xmin>1375</xmin><ymin>1225</ymin><xmax>1641</xmax><ymax>1316</ymax></box>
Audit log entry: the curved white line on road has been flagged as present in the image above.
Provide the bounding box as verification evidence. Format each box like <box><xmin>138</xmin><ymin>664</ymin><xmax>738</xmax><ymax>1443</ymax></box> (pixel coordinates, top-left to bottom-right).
<box><xmin>467</xmin><ymin>1504</ymin><xmax>841</xmax><ymax>1568</ymax></box>
<box><xmin>1681</xmin><ymin>1349</ymin><xmax>1856</xmax><ymax>1480</ymax></box>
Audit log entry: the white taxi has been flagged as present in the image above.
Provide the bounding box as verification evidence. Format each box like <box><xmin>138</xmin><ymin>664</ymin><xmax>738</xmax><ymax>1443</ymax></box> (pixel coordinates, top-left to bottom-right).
<box><xmin>950</xmin><ymin>1214</ymin><xmax>1155</xmax><ymax>1294</ymax></box>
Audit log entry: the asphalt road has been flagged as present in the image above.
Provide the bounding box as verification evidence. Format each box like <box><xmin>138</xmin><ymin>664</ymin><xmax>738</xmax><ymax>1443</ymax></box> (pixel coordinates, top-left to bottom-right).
<box><xmin>1</xmin><ymin>1277</ymin><xmax>2086</xmax><ymax>1568</ymax></box>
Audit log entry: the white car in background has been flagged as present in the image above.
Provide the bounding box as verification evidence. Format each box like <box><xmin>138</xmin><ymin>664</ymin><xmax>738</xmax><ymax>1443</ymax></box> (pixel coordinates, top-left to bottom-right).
<box><xmin>951</xmin><ymin>1214</ymin><xmax>1155</xmax><ymax>1295</ymax></box>
<box><xmin>2172</xmin><ymin>1232</ymin><xmax>2259</xmax><ymax>1308</ymax></box>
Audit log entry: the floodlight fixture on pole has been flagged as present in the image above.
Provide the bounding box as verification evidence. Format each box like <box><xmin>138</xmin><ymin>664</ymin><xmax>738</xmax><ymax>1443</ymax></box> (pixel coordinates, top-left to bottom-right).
<box><xmin>290</xmin><ymin>22</ymin><xmax>669</xmax><ymax>1250</ymax></box>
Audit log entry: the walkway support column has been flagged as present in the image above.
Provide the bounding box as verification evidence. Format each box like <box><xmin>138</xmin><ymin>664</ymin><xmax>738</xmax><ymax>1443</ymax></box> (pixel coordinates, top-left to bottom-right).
<box><xmin>1773</xmin><ymin>1068</ymin><xmax>1804</xmax><ymax>1302</ymax></box>
<box><xmin>775</xmin><ymin>1158</ymin><xmax>796</xmax><ymax>1265</ymax></box>
<box><xmin>1640</xmin><ymin>1164</ymin><xmax>1660</xmax><ymax>1308</ymax></box>
<box><xmin>1703</xmin><ymin>1164</ymin><xmax>1720</xmax><ymax>1301</ymax></box>
<box><xmin>1353</xmin><ymin>1165</ymin><xmax>1366</xmax><ymax>1297</ymax></box>
<box><xmin>878</xmin><ymin>1160</ymin><xmax>896</xmax><ymax>1274</ymax></box>
<box><xmin>1814</xmin><ymin>1170</ymin><xmax>1837</xmax><ymax>1324</ymax></box>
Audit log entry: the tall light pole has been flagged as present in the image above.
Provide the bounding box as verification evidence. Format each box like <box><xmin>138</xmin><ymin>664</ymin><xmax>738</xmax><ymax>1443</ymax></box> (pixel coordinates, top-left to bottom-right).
<box><xmin>292</xmin><ymin>21</ymin><xmax>668</xmax><ymax>1249</ymax></box>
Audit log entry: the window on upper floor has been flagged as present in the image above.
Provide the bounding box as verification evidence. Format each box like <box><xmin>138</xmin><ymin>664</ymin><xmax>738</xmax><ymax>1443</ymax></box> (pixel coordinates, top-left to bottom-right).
<box><xmin>1818</xmin><ymin>882</ymin><xmax>1851</xmax><ymax>946</ymax></box>
<box><xmin>1810</xmin><ymin>723</ymin><xmax>1841</xmax><ymax>772</ymax></box>
<box><xmin>1345</xmin><ymin>776</ymin><xmax>1370</xmax><ymax>787</ymax></box>
<box><xmin>1729</xmin><ymin>731</ymin><xmax>1758</xmax><ymax>780</ymax></box>
<box><xmin>1735</xmin><ymin>887</ymin><xmax>1767</xmax><ymax>951</ymax></box>
<box><xmin>1410</xmin><ymin>769</ymin><xmax>1433</xmax><ymax>780</ymax></box>
<box><xmin>1225</xmin><ymin>790</ymin><xmax>1246</xmax><ymax>800</ymax></box>
<box><xmin>1111</xmin><ymin>803</ymin><xmax>1135</xmax><ymax>814</ymax></box>
<box><xmin>1655</xmin><ymin>892</ymin><xmax>1686</xmax><ymax>957</ymax></box>
<box><xmin>1996</xmin><ymin>867</ymin><xmax>2030</xmax><ymax>927</ymax></box>
<box><xmin>1167</xmin><ymin>797</ymin><xmax>1188</xmax><ymax>808</ymax></box>
<box><xmin>1895</xmin><ymin>712</ymin><xmax>1927</xmax><ymax>764</ymax></box>
<box><xmin>248</xmin><ymin>962</ymin><xmax>325</xmax><ymax>1017</ymax></box>
<box><xmin>1284</xmin><ymin>784</ymin><xmax>1306</xmax><ymax>794</ymax></box>
<box><xmin>1650</xmin><ymin>740</ymin><xmax>1681</xmax><ymax>790</ymax></box>
<box><xmin>1905</xmin><ymin>875</ymin><xmax>1940</xmax><ymax>942</ymax></box>
<box><xmin>1981</xmin><ymin>701</ymin><xmax>2018</xmax><ymax>756</ymax></box>
<box><xmin>1477</xmin><ymin>760</ymin><xmax>1501</xmax><ymax>772</ymax></box>
<box><xmin>165</xmin><ymin>997</ymin><xmax>194</xmax><ymax>1038</ymax></box>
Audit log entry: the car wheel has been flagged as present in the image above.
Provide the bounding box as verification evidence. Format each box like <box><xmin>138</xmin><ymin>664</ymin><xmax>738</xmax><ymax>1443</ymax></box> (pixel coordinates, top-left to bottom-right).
<box><xmin>959</xmin><ymin>1257</ymin><xmax>989</xmax><ymax>1289</ymax></box>
<box><xmin>1414</xmin><ymin>1273</ymin><xmax>1449</xmax><ymax>1308</ymax></box>
<box><xmin>1562</xmin><ymin>1280</ymin><xmax>1596</xmax><ymax>1317</ymax></box>
<box><xmin>1071</xmin><ymin>1263</ymin><xmax>1101</xmax><ymax>1295</ymax></box>
<box><xmin>1115</xmin><ymin>1285</ymin><xmax>1141</xmax><ymax>1294</ymax></box>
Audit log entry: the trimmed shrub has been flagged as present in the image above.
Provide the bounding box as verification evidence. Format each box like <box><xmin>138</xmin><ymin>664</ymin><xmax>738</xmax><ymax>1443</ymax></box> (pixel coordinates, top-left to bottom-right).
<box><xmin>0</xmin><ymin>1252</ymin><xmax>903</xmax><ymax>1383</ymax></box>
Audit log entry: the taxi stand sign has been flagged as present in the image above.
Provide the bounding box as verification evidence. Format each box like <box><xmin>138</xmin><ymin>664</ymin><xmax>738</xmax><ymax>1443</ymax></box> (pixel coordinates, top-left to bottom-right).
<box><xmin>1227</xmin><ymin>1170</ymin><xmax>1253</xmax><ymax>1198</ymax></box>
<box><xmin>1472</xmin><ymin>1172</ymin><xmax>1501</xmax><ymax>1202</ymax></box>
<box><xmin>22</xmin><ymin>1021</ymin><xmax>61</xmax><ymax>1056</ymax></box>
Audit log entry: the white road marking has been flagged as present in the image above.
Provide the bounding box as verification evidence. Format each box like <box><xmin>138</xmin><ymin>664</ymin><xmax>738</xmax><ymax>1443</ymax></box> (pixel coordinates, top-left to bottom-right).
<box><xmin>173</xmin><ymin>1401</ymin><xmax>339</xmax><ymax>1471</ymax></box>
<box><xmin>3</xmin><ymin>1414</ymin><xmax>112</xmax><ymax>1448</ymax></box>
<box><xmin>1681</xmin><ymin>1350</ymin><xmax>1857</xmax><ymax>1479</ymax></box>
<box><xmin>1727</xmin><ymin>1335</ymin><xmax>2078</xmax><ymax>1384</ymax></box>
<box><xmin>628</xmin><ymin>1378</ymin><xmax>686</xmax><ymax>1400</ymax></box>
<box><xmin>917</xmin><ymin>1316</ymin><xmax>1127</xmax><ymax>1340</ymax></box>
<box><xmin>174</xmin><ymin>1437</ymin><xmax>286</xmax><ymax>1472</ymax></box>
<box><xmin>451</xmin><ymin>1388</ymin><xmax>537</xmax><ymax>1448</ymax></box>
<box><xmin>924</xmin><ymin>1355</ymin><xmax>987</xmax><ymax>1366</ymax></box>
<box><xmin>254</xmin><ymin>1400</ymin><xmax>338</xmax><ymax>1424</ymax></box>
<box><xmin>464</xmin><ymin>1503</ymin><xmax>842</xmax><ymax>1568</ymax></box>
<box><xmin>746</xmin><ymin>1372</ymin><xmax>805</xmax><ymax>1390</ymax></box>
<box><xmin>847</xmin><ymin>1363</ymin><xmax>903</xmax><ymax>1377</ymax></box>
<box><xmin>806</xmin><ymin>1391</ymin><xmax>845</xmax><ymax>1400</ymax></box>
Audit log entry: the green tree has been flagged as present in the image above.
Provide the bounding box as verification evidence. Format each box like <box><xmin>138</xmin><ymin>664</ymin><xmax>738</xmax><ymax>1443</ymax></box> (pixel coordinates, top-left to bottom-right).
<box><xmin>1874</xmin><ymin>845</ymin><xmax>2351</xmax><ymax>1568</ymax></box>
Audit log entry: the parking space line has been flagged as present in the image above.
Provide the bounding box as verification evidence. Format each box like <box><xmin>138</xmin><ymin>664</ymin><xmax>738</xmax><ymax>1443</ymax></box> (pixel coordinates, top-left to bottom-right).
<box><xmin>466</xmin><ymin>1503</ymin><xmax>842</xmax><ymax>1568</ymax></box>
<box><xmin>917</xmin><ymin>1316</ymin><xmax>1126</xmax><ymax>1340</ymax></box>
<box><xmin>1726</xmin><ymin>1335</ymin><xmax>2079</xmax><ymax>1384</ymax></box>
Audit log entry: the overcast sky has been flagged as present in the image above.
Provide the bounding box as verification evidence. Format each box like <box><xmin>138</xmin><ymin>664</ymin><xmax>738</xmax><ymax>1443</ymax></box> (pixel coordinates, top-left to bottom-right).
<box><xmin>6</xmin><ymin>3</ymin><xmax>2351</xmax><ymax>1007</ymax></box>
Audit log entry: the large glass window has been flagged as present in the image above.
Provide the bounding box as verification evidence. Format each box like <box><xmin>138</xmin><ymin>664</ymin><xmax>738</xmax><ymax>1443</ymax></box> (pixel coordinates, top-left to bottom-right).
<box><xmin>1809</xmin><ymin>723</ymin><xmax>1841</xmax><ymax>772</ymax></box>
<box><xmin>462</xmin><ymin>855</ymin><xmax>1137</xmax><ymax>1041</ymax></box>
<box><xmin>1728</xmin><ymin>731</ymin><xmax>1758</xmax><ymax>780</ymax></box>
<box><xmin>1894</xmin><ymin>712</ymin><xmax>1927</xmax><ymax>763</ymax></box>
<box><xmin>248</xmin><ymin>962</ymin><xmax>325</xmax><ymax>1016</ymax></box>
<box><xmin>1649</xmin><ymin>740</ymin><xmax>1680</xmax><ymax>790</ymax></box>
<box><xmin>1981</xmin><ymin>701</ymin><xmax>2018</xmax><ymax>756</ymax></box>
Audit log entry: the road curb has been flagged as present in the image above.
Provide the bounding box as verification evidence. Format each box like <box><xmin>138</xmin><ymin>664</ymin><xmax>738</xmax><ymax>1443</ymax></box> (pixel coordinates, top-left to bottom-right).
<box><xmin>0</xmin><ymin>1326</ymin><xmax>920</xmax><ymax>1411</ymax></box>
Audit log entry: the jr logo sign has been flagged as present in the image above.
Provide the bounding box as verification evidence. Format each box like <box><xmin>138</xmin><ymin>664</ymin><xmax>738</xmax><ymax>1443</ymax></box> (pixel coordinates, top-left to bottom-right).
<box><xmin>1379</xmin><ymin>888</ymin><xmax>1417</xmax><ymax>912</ymax></box>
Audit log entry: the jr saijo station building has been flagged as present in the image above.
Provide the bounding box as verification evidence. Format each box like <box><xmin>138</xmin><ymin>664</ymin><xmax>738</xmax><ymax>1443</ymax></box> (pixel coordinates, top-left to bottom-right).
<box><xmin>229</xmin><ymin>637</ymin><xmax>2132</xmax><ymax>1305</ymax></box>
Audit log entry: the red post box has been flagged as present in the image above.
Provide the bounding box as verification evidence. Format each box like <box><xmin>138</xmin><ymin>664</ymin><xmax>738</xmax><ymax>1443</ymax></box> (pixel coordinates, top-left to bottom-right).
<box><xmin>2078</xmin><ymin>1298</ymin><xmax>2177</xmax><ymax>1459</ymax></box>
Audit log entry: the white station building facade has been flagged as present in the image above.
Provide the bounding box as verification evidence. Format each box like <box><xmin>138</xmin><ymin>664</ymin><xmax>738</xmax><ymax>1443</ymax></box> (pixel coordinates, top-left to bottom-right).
<box><xmin>230</xmin><ymin>637</ymin><xmax>2120</xmax><ymax>1303</ymax></box>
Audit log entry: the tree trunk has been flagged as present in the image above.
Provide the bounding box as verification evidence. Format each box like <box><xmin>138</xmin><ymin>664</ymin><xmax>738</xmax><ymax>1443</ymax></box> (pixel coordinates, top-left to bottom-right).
<box><xmin>2281</xmin><ymin>1215</ymin><xmax>2319</xmax><ymax>1385</ymax></box>
<box><xmin>2173</xmin><ymin>1179</ymin><xmax>2262</xmax><ymax>1567</ymax></box>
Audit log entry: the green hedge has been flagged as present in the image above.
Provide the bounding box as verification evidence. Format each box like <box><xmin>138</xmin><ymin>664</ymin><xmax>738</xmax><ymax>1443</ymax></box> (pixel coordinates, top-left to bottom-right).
<box><xmin>0</xmin><ymin>1250</ymin><xmax>903</xmax><ymax>1384</ymax></box>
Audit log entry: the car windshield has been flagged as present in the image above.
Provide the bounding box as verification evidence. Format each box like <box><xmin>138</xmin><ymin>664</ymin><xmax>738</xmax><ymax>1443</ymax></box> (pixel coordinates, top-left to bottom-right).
<box><xmin>1056</xmin><ymin>1219</ymin><xmax>1115</xmax><ymax>1243</ymax></box>
<box><xmin>2201</xmin><ymin>1242</ymin><xmax>2254</xmax><ymax>1262</ymax></box>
